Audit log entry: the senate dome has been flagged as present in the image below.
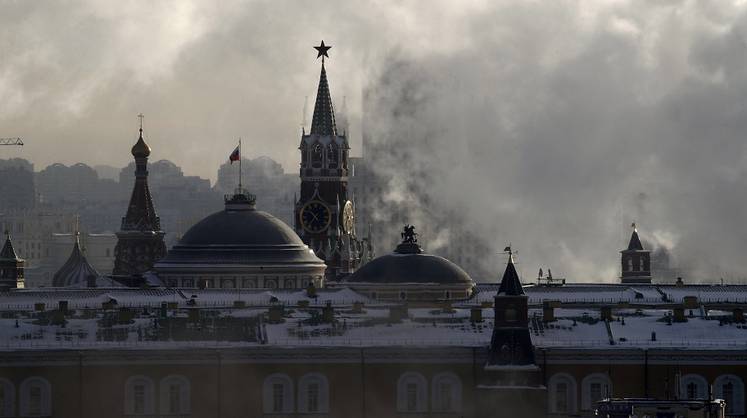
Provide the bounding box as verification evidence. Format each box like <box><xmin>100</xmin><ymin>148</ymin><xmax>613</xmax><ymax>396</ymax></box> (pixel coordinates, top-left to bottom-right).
<box><xmin>154</xmin><ymin>191</ymin><xmax>326</xmax><ymax>289</ymax></box>
<box><xmin>345</xmin><ymin>225</ymin><xmax>474</xmax><ymax>303</ymax></box>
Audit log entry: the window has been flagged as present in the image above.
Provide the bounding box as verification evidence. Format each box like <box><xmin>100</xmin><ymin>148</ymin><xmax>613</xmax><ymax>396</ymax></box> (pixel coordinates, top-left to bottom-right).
<box><xmin>548</xmin><ymin>373</ymin><xmax>577</xmax><ymax>414</ymax></box>
<box><xmin>397</xmin><ymin>372</ymin><xmax>427</xmax><ymax>413</ymax></box>
<box><xmin>680</xmin><ymin>375</ymin><xmax>708</xmax><ymax>400</ymax></box>
<box><xmin>582</xmin><ymin>373</ymin><xmax>612</xmax><ymax>411</ymax></box>
<box><xmin>327</xmin><ymin>144</ymin><xmax>339</xmax><ymax>169</ymax></box>
<box><xmin>124</xmin><ymin>376</ymin><xmax>154</xmax><ymax>416</ymax></box>
<box><xmin>263</xmin><ymin>374</ymin><xmax>293</xmax><ymax>414</ymax></box>
<box><xmin>159</xmin><ymin>375</ymin><xmax>190</xmax><ymax>415</ymax></box>
<box><xmin>298</xmin><ymin>373</ymin><xmax>329</xmax><ymax>413</ymax></box>
<box><xmin>432</xmin><ymin>372</ymin><xmax>462</xmax><ymax>413</ymax></box>
<box><xmin>19</xmin><ymin>377</ymin><xmax>51</xmax><ymax>417</ymax></box>
<box><xmin>715</xmin><ymin>375</ymin><xmax>745</xmax><ymax>416</ymax></box>
<box><xmin>0</xmin><ymin>378</ymin><xmax>15</xmax><ymax>417</ymax></box>
<box><xmin>311</xmin><ymin>143</ymin><xmax>323</xmax><ymax>168</ymax></box>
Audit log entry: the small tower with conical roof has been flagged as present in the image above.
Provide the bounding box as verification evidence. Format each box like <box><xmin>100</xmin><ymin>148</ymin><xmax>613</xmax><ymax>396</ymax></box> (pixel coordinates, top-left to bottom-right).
<box><xmin>295</xmin><ymin>41</ymin><xmax>361</xmax><ymax>280</ymax></box>
<box><xmin>0</xmin><ymin>231</ymin><xmax>24</xmax><ymax>290</ymax></box>
<box><xmin>487</xmin><ymin>248</ymin><xmax>535</xmax><ymax>367</ymax></box>
<box><xmin>476</xmin><ymin>248</ymin><xmax>545</xmax><ymax>418</ymax></box>
<box><xmin>113</xmin><ymin>115</ymin><xmax>167</xmax><ymax>282</ymax></box>
<box><xmin>621</xmin><ymin>222</ymin><xmax>651</xmax><ymax>284</ymax></box>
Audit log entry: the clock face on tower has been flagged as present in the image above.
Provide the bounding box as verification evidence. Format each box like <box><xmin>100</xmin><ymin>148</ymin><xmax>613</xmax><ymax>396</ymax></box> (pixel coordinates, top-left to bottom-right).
<box><xmin>300</xmin><ymin>201</ymin><xmax>332</xmax><ymax>233</ymax></box>
<box><xmin>342</xmin><ymin>200</ymin><xmax>354</xmax><ymax>234</ymax></box>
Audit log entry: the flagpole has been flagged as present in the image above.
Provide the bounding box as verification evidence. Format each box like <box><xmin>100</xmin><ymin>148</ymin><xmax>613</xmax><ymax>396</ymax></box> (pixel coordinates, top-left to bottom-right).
<box><xmin>238</xmin><ymin>138</ymin><xmax>242</xmax><ymax>190</ymax></box>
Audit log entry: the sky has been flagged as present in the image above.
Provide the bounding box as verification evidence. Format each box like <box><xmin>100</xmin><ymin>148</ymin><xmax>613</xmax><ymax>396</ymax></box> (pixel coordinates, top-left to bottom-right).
<box><xmin>3</xmin><ymin>0</ymin><xmax>747</xmax><ymax>281</ymax></box>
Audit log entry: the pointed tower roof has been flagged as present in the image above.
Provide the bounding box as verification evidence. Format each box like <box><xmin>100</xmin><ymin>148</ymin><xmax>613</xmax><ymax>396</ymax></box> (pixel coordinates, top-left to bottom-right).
<box><xmin>52</xmin><ymin>233</ymin><xmax>99</xmax><ymax>287</ymax></box>
<box><xmin>310</xmin><ymin>60</ymin><xmax>337</xmax><ymax>136</ymax></box>
<box><xmin>0</xmin><ymin>232</ymin><xmax>21</xmax><ymax>261</ymax></box>
<box><xmin>626</xmin><ymin>223</ymin><xmax>644</xmax><ymax>251</ymax></box>
<box><xmin>121</xmin><ymin>124</ymin><xmax>161</xmax><ymax>232</ymax></box>
<box><xmin>497</xmin><ymin>250</ymin><xmax>524</xmax><ymax>296</ymax></box>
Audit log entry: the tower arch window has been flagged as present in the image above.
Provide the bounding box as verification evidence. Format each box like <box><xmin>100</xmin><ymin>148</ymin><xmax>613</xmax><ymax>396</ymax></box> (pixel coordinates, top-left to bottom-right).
<box><xmin>311</xmin><ymin>143</ymin><xmax>323</xmax><ymax>168</ymax></box>
<box><xmin>680</xmin><ymin>374</ymin><xmax>708</xmax><ymax>400</ymax></box>
<box><xmin>548</xmin><ymin>373</ymin><xmax>577</xmax><ymax>414</ymax></box>
<box><xmin>0</xmin><ymin>378</ymin><xmax>15</xmax><ymax>417</ymax></box>
<box><xmin>159</xmin><ymin>375</ymin><xmax>190</xmax><ymax>415</ymax></box>
<box><xmin>327</xmin><ymin>144</ymin><xmax>339</xmax><ymax>169</ymax></box>
<box><xmin>263</xmin><ymin>374</ymin><xmax>293</xmax><ymax>414</ymax></box>
<box><xmin>581</xmin><ymin>373</ymin><xmax>612</xmax><ymax>411</ymax></box>
<box><xmin>300</xmin><ymin>143</ymin><xmax>309</xmax><ymax>167</ymax></box>
<box><xmin>19</xmin><ymin>377</ymin><xmax>51</xmax><ymax>417</ymax></box>
<box><xmin>715</xmin><ymin>374</ymin><xmax>745</xmax><ymax>416</ymax></box>
<box><xmin>124</xmin><ymin>375</ymin><xmax>155</xmax><ymax>416</ymax></box>
<box><xmin>431</xmin><ymin>372</ymin><xmax>462</xmax><ymax>413</ymax></box>
<box><xmin>397</xmin><ymin>372</ymin><xmax>427</xmax><ymax>413</ymax></box>
<box><xmin>298</xmin><ymin>373</ymin><xmax>329</xmax><ymax>413</ymax></box>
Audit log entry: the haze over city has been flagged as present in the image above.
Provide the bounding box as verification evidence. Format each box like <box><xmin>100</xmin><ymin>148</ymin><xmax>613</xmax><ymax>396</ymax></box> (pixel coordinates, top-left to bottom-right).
<box><xmin>3</xmin><ymin>0</ymin><xmax>747</xmax><ymax>281</ymax></box>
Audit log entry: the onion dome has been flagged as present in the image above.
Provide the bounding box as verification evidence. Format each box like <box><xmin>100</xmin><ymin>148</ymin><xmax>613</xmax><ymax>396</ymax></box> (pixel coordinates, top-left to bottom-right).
<box><xmin>52</xmin><ymin>233</ymin><xmax>100</xmax><ymax>287</ymax></box>
<box><xmin>347</xmin><ymin>225</ymin><xmax>473</xmax><ymax>285</ymax></box>
<box><xmin>131</xmin><ymin>129</ymin><xmax>151</xmax><ymax>158</ymax></box>
<box><xmin>154</xmin><ymin>190</ymin><xmax>325</xmax><ymax>271</ymax></box>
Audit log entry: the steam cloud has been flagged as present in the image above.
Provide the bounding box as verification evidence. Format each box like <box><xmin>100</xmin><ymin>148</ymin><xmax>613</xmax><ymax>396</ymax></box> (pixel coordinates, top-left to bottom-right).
<box><xmin>2</xmin><ymin>1</ymin><xmax>747</xmax><ymax>281</ymax></box>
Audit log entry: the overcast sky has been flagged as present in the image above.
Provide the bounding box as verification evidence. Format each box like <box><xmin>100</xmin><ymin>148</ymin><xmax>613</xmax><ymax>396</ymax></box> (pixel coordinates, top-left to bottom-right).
<box><xmin>3</xmin><ymin>0</ymin><xmax>747</xmax><ymax>281</ymax></box>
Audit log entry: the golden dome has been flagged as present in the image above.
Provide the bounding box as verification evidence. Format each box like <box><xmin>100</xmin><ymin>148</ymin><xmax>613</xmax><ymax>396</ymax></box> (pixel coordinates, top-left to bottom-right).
<box><xmin>131</xmin><ymin>130</ymin><xmax>151</xmax><ymax>158</ymax></box>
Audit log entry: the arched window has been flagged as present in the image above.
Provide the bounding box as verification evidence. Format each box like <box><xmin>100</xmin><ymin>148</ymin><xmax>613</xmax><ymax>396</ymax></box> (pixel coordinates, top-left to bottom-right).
<box><xmin>311</xmin><ymin>143</ymin><xmax>323</xmax><ymax>168</ymax></box>
<box><xmin>431</xmin><ymin>372</ymin><xmax>462</xmax><ymax>413</ymax></box>
<box><xmin>19</xmin><ymin>377</ymin><xmax>51</xmax><ymax>417</ymax></box>
<box><xmin>298</xmin><ymin>373</ymin><xmax>329</xmax><ymax>413</ymax></box>
<box><xmin>159</xmin><ymin>375</ymin><xmax>190</xmax><ymax>415</ymax></box>
<box><xmin>581</xmin><ymin>373</ymin><xmax>612</xmax><ymax>411</ymax></box>
<box><xmin>715</xmin><ymin>374</ymin><xmax>745</xmax><ymax>416</ymax></box>
<box><xmin>263</xmin><ymin>374</ymin><xmax>293</xmax><ymax>414</ymax></box>
<box><xmin>680</xmin><ymin>374</ymin><xmax>708</xmax><ymax>400</ymax></box>
<box><xmin>397</xmin><ymin>372</ymin><xmax>427</xmax><ymax>413</ymax></box>
<box><xmin>327</xmin><ymin>144</ymin><xmax>339</xmax><ymax>169</ymax></box>
<box><xmin>124</xmin><ymin>376</ymin><xmax>155</xmax><ymax>416</ymax></box>
<box><xmin>548</xmin><ymin>373</ymin><xmax>577</xmax><ymax>414</ymax></box>
<box><xmin>300</xmin><ymin>143</ymin><xmax>308</xmax><ymax>167</ymax></box>
<box><xmin>0</xmin><ymin>378</ymin><xmax>15</xmax><ymax>417</ymax></box>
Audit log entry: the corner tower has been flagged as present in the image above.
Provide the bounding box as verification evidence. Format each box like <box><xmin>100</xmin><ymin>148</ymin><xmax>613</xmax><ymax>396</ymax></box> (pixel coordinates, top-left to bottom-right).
<box><xmin>0</xmin><ymin>231</ymin><xmax>24</xmax><ymax>290</ymax></box>
<box><xmin>113</xmin><ymin>115</ymin><xmax>167</xmax><ymax>281</ymax></box>
<box><xmin>476</xmin><ymin>248</ymin><xmax>545</xmax><ymax>418</ymax></box>
<box><xmin>620</xmin><ymin>222</ymin><xmax>651</xmax><ymax>284</ymax></box>
<box><xmin>295</xmin><ymin>41</ymin><xmax>361</xmax><ymax>280</ymax></box>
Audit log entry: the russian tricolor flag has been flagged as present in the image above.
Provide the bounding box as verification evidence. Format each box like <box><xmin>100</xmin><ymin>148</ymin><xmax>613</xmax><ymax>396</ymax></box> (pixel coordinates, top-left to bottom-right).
<box><xmin>229</xmin><ymin>145</ymin><xmax>240</xmax><ymax>164</ymax></box>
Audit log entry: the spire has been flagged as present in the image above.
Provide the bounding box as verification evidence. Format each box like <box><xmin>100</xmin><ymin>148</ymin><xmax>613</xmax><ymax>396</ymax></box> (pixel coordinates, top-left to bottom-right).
<box><xmin>121</xmin><ymin>116</ymin><xmax>160</xmax><ymax>231</ymax></box>
<box><xmin>627</xmin><ymin>222</ymin><xmax>644</xmax><ymax>251</ymax></box>
<box><xmin>0</xmin><ymin>231</ymin><xmax>20</xmax><ymax>261</ymax></box>
<box><xmin>310</xmin><ymin>41</ymin><xmax>337</xmax><ymax>136</ymax></box>
<box><xmin>497</xmin><ymin>247</ymin><xmax>524</xmax><ymax>296</ymax></box>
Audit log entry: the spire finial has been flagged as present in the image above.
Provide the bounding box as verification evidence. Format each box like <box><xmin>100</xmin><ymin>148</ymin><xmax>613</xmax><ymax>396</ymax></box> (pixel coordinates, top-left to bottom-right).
<box><xmin>314</xmin><ymin>40</ymin><xmax>331</xmax><ymax>63</ymax></box>
<box><xmin>631</xmin><ymin>222</ymin><xmax>637</xmax><ymax>231</ymax></box>
<box><xmin>138</xmin><ymin>113</ymin><xmax>144</xmax><ymax>136</ymax></box>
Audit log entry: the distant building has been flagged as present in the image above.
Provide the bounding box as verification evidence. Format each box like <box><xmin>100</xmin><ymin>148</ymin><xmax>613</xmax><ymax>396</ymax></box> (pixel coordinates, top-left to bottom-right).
<box><xmin>0</xmin><ymin>158</ymin><xmax>35</xmax><ymax>211</ymax></box>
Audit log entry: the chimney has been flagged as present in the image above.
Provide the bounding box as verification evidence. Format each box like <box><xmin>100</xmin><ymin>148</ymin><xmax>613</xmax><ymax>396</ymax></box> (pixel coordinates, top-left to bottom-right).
<box><xmin>470</xmin><ymin>308</ymin><xmax>483</xmax><ymax>322</ymax></box>
<box><xmin>542</xmin><ymin>301</ymin><xmax>555</xmax><ymax>322</ymax></box>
